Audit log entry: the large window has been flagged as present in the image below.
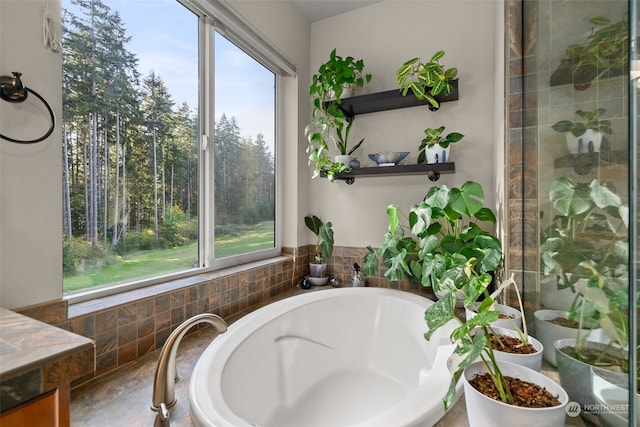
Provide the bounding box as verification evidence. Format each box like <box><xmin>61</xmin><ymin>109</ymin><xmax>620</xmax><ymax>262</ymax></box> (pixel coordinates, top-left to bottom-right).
<box><xmin>61</xmin><ymin>0</ymin><xmax>285</xmax><ymax>299</ymax></box>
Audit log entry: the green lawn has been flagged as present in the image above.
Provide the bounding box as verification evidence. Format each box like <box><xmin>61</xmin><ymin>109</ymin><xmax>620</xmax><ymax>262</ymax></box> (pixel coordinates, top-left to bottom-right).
<box><xmin>64</xmin><ymin>221</ymin><xmax>274</xmax><ymax>293</ymax></box>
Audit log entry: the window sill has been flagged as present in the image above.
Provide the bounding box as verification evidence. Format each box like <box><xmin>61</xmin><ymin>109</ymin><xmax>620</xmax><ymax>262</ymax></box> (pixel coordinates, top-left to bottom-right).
<box><xmin>67</xmin><ymin>255</ymin><xmax>292</xmax><ymax>319</ymax></box>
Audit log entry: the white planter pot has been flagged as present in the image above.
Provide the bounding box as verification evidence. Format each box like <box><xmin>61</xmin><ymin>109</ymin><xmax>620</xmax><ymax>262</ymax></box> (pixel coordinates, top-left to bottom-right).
<box><xmin>540</xmin><ymin>274</ymin><xmax>578</xmax><ymax>311</ymax></box>
<box><xmin>334</xmin><ymin>155</ymin><xmax>352</xmax><ymax>165</ymax></box>
<box><xmin>433</xmin><ymin>286</ymin><xmax>464</xmax><ymax>308</ymax></box>
<box><xmin>466</xmin><ymin>302</ymin><xmax>522</xmax><ymax>330</ymax></box>
<box><xmin>475</xmin><ymin>327</ymin><xmax>543</xmax><ymax>372</ymax></box>
<box><xmin>463</xmin><ymin>361</ymin><xmax>568</xmax><ymax>427</ymax></box>
<box><xmin>327</xmin><ymin>84</ymin><xmax>353</xmax><ymax>100</ymax></box>
<box><xmin>555</xmin><ymin>338</ymin><xmax>628</xmax><ymax>424</ymax></box>
<box><xmin>565</xmin><ymin>129</ymin><xmax>603</xmax><ymax>154</ymax></box>
<box><xmin>533</xmin><ymin>309</ymin><xmax>606</xmax><ymax>367</ymax></box>
<box><xmin>425</xmin><ymin>144</ymin><xmax>451</xmax><ymax>163</ymax></box>
<box><xmin>591</xmin><ymin>365</ymin><xmax>639</xmax><ymax>427</ymax></box>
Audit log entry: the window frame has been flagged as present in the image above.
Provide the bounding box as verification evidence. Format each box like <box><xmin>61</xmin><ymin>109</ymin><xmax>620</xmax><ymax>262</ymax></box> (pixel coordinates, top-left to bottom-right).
<box><xmin>65</xmin><ymin>0</ymin><xmax>291</xmax><ymax>304</ymax></box>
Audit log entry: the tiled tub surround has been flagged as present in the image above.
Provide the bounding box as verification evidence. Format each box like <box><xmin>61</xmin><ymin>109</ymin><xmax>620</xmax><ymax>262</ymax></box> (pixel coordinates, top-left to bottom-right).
<box><xmin>0</xmin><ymin>307</ymin><xmax>94</xmax><ymax>415</ymax></box>
<box><xmin>15</xmin><ymin>246</ymin><xmax>432</xmax><ymax>390</ymax></box>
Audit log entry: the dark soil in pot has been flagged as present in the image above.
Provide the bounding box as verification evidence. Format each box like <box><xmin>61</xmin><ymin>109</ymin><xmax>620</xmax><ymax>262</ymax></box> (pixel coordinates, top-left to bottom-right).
<box><xmin>559</xmin><ymin>345</ymin><xmax>637</xmax><ymax>393</ymax></box>
<box><xmin>468</xmin><ymin>374</ymin><xmax>561</xmax><ymax>408</ymax></box>
<box><xmin>489</xmin><ymin>333</ymin><xmax>537</xmax><ymax>355</ymax></box>
<box><xmin>497</xmin><ymin>312</ymin><xmax>514</xmax><ymax>320</ymax></box>
<box><xmin>559</xmin><ymin>345</ymin><xmax>626</xmax><ymax>370</ymax></box>
<box><xmin>548</xmin><ymin>317</ymin><xmax>579</xmax><ymax>328</ymax></box>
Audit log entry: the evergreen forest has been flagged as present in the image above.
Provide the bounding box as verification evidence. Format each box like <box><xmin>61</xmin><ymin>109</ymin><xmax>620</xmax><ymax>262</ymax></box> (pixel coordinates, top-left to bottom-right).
<box><xmin>62</xmin><ymin>0</ymin><xmax>275</xmax><ymax>287</ymax></box>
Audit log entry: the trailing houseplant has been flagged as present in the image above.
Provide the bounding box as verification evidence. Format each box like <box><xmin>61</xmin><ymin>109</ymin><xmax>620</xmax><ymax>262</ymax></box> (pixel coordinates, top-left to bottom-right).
<box><xmin>551</xmin><ymin>108</ymin><xmax>612</xmax><ymax>153</ymax></box>
<box><xmin>396</xmin><ymin>50</ymin><xmax>458</xmax><ymax>110</ymax></box>
<box><xmin>417</xmin><ymin>125</ymin><xmax>464</xmax><ymax>164</ymax></box>
<box><xmin>306</xmin><ymin>49</ymin><xmax>371</xmax><ymax>181</ymax></box>
<box><xmin>304</xmin><ymin>214</ymin><xmax>334</xmax><ymax>284</ymax></box>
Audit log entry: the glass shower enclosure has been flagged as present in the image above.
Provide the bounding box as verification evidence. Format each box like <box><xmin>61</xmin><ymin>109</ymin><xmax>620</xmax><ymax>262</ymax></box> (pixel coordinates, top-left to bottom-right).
<box><xmin>508</xmin><ymin>0</ymin><xmax>638</xmax><ymax>425</ymax></box>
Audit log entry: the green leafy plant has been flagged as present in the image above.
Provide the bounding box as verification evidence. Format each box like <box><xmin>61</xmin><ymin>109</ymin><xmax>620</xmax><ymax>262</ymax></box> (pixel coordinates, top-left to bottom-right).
<box><xmin>425</xmin><ymin>274</ymin><xmax>530</xmax><ymax>409</ymax></box>
<box><xmin>304</xmin><ymin>214</ymin><xmax>334</xmax><ymax>263</ymax></box>
<box><xmin>396</xmin><ymin>50</ymin><xmax>458</xmax><ymax>109</ymax></box>
<box><xmin>306</xmin><ymin>49</ymin><xmax>371</xmax><ymax>181</ymax></box>
<box><xmin>417</xmin><ymin>126</ymin><xmax>464</xmax><ymax>164</ymax></box>
<box><xmin>551</xmin><ymin>108</ymin><xmax>612</xmax><ymax>137</ymax></box>
<box><xmin>363</xmin><ymin>180</ymin><xmax>503</xmax><ymax>296</ymax></box>
<box><xmin>540</xmin><ymin>177</ymin><xmax>627</xmax><ymax>291</ymax></box>
<box><xmin>559</xmin><ymin>15</ymin><xmax>629</xmax><ymax>88</ymax></box>
<box><xmin>540</xmin><ymin>177</ymin><xmax>632</xmax><ymax>375</ymax></box>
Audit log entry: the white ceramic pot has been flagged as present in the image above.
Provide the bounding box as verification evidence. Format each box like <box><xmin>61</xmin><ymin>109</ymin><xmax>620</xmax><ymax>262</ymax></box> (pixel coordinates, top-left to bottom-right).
<box><xmin>539</xmin><ymin>274</ymin><xmax>578</xmax><ymax>311</ymax></box>
<box><xmin>463</xmin><ymin>360</ymin><xmax>568</xmax><ymax>427</ymax></box>
<box><xmin>533</xmin><ymin>309</ymin><xmax>605</xmax><ymax>367</ymax></box>
<box><xmin>433</xmin><ymin>287</ymin><xmax>464</xmax><ymax>308</ymax></box>
<box><xmin>565</xmin><ymin>129</ymin><xmax>603</xmax><ymax>154</ymax></box>
<box><xmin>554</xmin><ymin>338</ymin><xmax>627</xmax><ymax>425</ymax></box>
<box><xmin>479</xmin><ymin>326</ymin><xmax>544</xmax><ymax>372</ymax></box>
<box><xmin>425</xmin><ymin>144</ymin><xmax>451</xmax><ymax>163</ymax></box>
<box><xmin>590</xmin><ymin>366</ymin><xmax>639</xmax><ymax>427</ymax></box>
<box><xmin>466</xmin><ymin>302</ymin><xmax>522</xmax><ymax>330</ymax></box>
<box><xmin>334</xmin><ymin>155</ymin><xmax>352</xmax><ymax>165</ymax></box>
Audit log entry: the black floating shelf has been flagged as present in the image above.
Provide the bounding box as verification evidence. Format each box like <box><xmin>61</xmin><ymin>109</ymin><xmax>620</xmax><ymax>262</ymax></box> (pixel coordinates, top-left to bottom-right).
<box><xmin>554</xmin><ymin>150</ymin><xmax>627</xmax><ymax>175</ymax></box>
<box><xmin>329</xmin><ymin>79</ymin><xmax>459</xmax><ymax>118</ymax></box>
<box><xmin>323</xmin><ymin>163</ymin><xmax>455</xmax><ymax>185</ymax></box>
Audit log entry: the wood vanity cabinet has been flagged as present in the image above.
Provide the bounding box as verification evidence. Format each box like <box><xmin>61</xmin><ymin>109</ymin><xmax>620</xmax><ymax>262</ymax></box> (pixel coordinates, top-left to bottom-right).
<box><xmin>0</xmin><ymin>384</ymin><xmax>70</xmax><ymax>427</ymax></box>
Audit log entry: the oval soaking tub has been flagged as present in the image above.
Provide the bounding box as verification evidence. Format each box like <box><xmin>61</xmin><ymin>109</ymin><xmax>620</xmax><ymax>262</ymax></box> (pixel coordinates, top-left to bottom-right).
<box><xmin>189</xmin><ymin>287</ymin><xmax>460</xmax><ymax>427</ymax></box>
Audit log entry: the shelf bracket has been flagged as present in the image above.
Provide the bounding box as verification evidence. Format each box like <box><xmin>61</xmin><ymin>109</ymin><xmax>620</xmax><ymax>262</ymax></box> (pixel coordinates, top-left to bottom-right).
<box><xmin>427</xmin><ymin>171</ymin><xmax>441</xmax><ymax>182</ymax></box>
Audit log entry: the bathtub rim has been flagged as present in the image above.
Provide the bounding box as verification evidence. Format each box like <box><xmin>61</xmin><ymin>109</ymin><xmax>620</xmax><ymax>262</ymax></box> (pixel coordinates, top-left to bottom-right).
<box><xmin>189</xmin><ymin>287</ymin><xmax>461</xmax><ymax>427</ymax></box>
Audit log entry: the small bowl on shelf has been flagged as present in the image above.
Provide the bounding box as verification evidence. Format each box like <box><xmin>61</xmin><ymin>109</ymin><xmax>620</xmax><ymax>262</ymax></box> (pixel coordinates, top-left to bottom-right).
<box><xmin>368</xmin><ymin>151</ymin><xmax>410</xmax><ymax>166</ymax></box>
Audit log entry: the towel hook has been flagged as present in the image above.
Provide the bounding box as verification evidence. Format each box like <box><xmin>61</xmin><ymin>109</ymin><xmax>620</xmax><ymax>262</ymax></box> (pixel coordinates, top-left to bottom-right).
<box><xmin>1</xmin><ymin>71</ymin><xmax>56</xmax><ymax>144</ymax></box>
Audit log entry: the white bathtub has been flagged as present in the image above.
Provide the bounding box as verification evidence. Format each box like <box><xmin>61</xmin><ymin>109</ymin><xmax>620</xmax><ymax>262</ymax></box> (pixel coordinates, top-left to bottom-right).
<box><xmin>189</xmin><ymin>287</ymin><xmax>460</xmax><ymax>427</ymax></box>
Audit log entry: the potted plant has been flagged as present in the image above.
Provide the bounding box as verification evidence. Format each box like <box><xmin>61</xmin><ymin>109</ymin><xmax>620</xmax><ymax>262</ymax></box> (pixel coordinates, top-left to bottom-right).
<box><xmin>396</xmin><ymin>50</ymin><xmax>458</xmax><ymax>110</ymax></box>
<box><xmin>429</xmin><ymin>275</ymin><xmax>568</xmax><ymax>425</ymax></box>
<box><xmin>542</xmin><ymin>178</ymin><xmax>631</xmax><ymax>424</ymax></box>
<box><xmin>304</xmin><ymin>214</ymin><xmax>334</xmax><ymax>286</ymax></box>
<box><xmin>539</xmin><ymin>177</ymin><xmax>625</xmax><ymax>305</ymax></box>
<box><xmin>417</xmin><ymin>125</ymin><xmax>464</xmax><ymax>164</ymax></box>
<box><xmin>306</xmin><ymin>49</ymin><xmax>371</xmax><ymax>181</ymax></box>
<box><xmin>537</xmin><ymin>177</ymin><xmax>626</xmax><ymax>366</ymax></box>
<box><xmin>550</xmin><ymin>15</ymin><xmax>629</xmax><ymax>90</ymax></box>
<box><xmin>551</xmin><ymin>108</ymin><xmax>612</xmax><ymax>153</ymax></box>
<box><xmin>363</xmin><ymin>182</ymin><xmax>568</xmax><ymax>424</ymax></box>
<box><xmin>363</xmin><ymin>180</ymin><xmax>503</xmax><ymax>308</ymax></box>
<box><xmin>554</xmin><ymin>265</ymin><xmax>632</xmax><ymax>425</ymax></box>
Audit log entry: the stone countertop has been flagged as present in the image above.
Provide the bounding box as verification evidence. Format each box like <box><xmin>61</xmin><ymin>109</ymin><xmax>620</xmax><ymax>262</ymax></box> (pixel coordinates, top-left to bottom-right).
<box><xmin>69</xmin><ymin>287</ymin><xmax>587</xmax><ymax>426</ymax></box>
<box><xmin>0</xmin><ymin>307</ymin><xmax>95</xmax><ymax>412</ymax></box>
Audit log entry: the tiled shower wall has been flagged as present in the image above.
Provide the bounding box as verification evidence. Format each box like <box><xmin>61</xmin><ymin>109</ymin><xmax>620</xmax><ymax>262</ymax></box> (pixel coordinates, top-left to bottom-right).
<box><xmin>17</xmin><ymin>245</ymin><xmax>432</xmax><ymax>388</ymax></box>
<box><xmin>505</xmin><ymin>0</ymin><xmax>632</xmax><ymax>313</ymax></box>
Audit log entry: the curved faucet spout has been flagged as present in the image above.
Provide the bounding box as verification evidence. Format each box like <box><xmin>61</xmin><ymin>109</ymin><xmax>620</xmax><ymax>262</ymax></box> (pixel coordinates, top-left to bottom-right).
<box><xmin>151</xmin><ymin>313</ymin><xmax>227</xmax><ymax>417</ymax></box>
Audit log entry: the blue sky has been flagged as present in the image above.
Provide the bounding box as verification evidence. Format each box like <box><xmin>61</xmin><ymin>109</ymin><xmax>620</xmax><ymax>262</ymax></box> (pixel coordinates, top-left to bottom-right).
<box><xmin>63</xmin><ymin>0</ymin><xmax>275</xmax><ymax>151</ymax></box>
